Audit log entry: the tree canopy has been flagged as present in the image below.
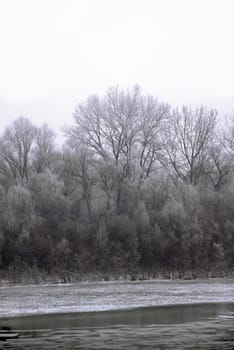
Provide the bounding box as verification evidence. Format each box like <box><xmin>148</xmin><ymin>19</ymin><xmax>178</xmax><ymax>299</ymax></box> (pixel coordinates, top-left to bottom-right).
<box><xmin>0</xmin><ymin>86</ymin><xmax>233</xmax><ymax>282</ymax></box>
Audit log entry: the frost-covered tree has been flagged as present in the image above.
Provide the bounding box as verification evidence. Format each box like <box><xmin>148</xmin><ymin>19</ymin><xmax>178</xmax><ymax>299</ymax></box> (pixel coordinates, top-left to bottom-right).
<box><xmin>164</xmin><ymin>106</ymin><xmax>217</xmax><ymax>185</ymax></box>
<box><xmin>33</xmin><ymin>124</ymin><xmax>57</xmax><ymax>173</ymax></box>
<box><xmin>0</xmin><ymin>117</ymin><xmax>36</xmax><ymax>186</ymax></box>
<box><xmin>66</xmin><ymin>86</ymin><xmax>168</xmax><ymax>183</ymax></box>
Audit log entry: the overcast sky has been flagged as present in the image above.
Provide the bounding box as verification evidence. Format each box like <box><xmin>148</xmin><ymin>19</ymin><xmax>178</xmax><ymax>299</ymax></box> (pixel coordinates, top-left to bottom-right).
<box><xmin>0</xmin><ymin>0</ymin><xmax>234</xmax><ymax>136</ymax></box>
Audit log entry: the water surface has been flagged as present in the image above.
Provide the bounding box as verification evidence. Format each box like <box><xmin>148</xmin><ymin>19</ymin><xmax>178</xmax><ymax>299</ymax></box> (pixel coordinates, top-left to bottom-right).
<box><xmin>0</xmin><ymin>279</ymin><xmax>234</xmax><ymax>317</ymax></box>
<box><xmin>1</xmin><ymin>302</ymin><xmax>234</xmax><ymax>330</ymax></box>
<box><xmin>1</xmin><ymin>280</ymin><xmax>234</xmax><ymax>349</ymax></box>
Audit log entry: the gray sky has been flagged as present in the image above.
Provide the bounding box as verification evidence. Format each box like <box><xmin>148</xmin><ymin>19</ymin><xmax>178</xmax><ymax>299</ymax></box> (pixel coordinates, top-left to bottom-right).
<box><xmin>1</xmin><ymin>0</ymin><xmax>234</xmax><ymax>136</ymax></box>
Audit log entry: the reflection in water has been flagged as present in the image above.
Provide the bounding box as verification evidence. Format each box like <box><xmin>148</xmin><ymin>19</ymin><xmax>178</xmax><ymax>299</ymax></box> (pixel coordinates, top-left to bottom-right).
<box><xmin>2</xmin><ymin>303</ymin><xmax>234</xmax><ymax>330</ymax></box>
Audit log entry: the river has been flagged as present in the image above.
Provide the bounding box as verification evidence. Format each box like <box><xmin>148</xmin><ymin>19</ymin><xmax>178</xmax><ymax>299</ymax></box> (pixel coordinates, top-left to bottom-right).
<box><xmin>0</xmin><ymin>279</ymin><xmax>234</xmax><ymax>349</ymax></box>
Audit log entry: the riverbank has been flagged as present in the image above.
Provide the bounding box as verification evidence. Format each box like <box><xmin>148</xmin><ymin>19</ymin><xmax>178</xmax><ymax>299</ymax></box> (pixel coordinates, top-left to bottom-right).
<box><xmin>0</xmin><ymin>268</ymin><xmax>233</xmax><ymax>286</ymax></box>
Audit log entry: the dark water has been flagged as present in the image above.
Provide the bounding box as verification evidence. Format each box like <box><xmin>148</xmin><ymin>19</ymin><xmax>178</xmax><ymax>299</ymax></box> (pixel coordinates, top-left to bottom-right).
<box><xmin>2</xmin><ymin>302</ymin><xmax>234</xmax><ymax>331</ymax></box>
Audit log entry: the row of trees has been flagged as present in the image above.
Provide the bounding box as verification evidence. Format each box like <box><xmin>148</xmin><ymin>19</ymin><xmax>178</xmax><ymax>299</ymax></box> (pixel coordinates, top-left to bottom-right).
<box><xmin>0</xmin><ymin>86</ymin><xmax>234</xmax><ymax>281</ymax></box>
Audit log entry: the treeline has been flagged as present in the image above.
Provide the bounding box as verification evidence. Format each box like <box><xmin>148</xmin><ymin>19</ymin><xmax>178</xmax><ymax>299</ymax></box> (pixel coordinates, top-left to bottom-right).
<box><xmin>0</xmin><ymin>86</ymin><xmax>234</xmax><ymax>282</ymax></box>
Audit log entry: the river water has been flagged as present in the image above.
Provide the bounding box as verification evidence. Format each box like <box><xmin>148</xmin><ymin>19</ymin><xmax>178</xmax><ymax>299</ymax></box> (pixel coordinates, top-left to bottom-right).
<box><xmin>0</xmin><ymin>279</ymin><xmax>234</xmax><ymax>349</ymax></box>
<box><xmin>0</xmin><ymin>279</ymin><xmax>234</xmax><ymax>325</ymax></box>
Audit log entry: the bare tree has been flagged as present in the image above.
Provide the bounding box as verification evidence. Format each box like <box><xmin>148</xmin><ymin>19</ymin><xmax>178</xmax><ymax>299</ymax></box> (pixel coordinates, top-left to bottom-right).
<box><xmin>66</xmin><ymin>86</ymin><xmax>168</xmax><ymax>183</ymax></box>
<box><xmin>222</xmin><ymin>114</ymin><xmax>234</xmax><ymax>157</ymax></box>
<box><xmin>204</xmin><ymin>141</ymin><xmax>231</xmax><ymax>191</ymax></box>
<box><xmin>33</xmin><ymin>124</ymin><xmax>57</xmax><ymax>173</ymax></box>
<box><xmin>61</xmin><ymin>145</ymin><xmax>94</xmax><ymax>219</ymax></box>
<box><xmin>65</xmin><ymin>86</ymin><xmax>168</xmax><ymax>215</ymax></box>
<box><xmin>163</xmin><ymin>106</ymin><xmax>218</xmax><ymax>185</ymax></box>
<box><xmin>0</xmin><ymin>117</ymin><xmax>36</xmax><ymax>186</ymax></box>
<box><xmin>137</xmin><ymin>95</ymin><xmax>169</xmax><ymax>182</ymax></box>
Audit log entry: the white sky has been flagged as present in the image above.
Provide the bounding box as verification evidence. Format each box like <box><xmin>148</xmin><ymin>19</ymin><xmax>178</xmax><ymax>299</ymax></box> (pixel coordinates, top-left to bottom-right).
<box><xmin>0</xmin><ymin>0</ymin><xmax>234</xmax><ymax>136</ymax></box>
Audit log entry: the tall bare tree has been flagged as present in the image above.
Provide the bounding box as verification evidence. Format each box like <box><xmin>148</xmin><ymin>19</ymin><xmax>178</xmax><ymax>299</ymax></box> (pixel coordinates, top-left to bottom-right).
<box><xmin>0</xmin><ymin>117</ymin><xmax>36</xmax><ymax>186</ymax></box>
<box><xmin>65</xmin><ymin>86</ymin><xmax>168</xmax><ymax>214</ymax></box>
<box><xmin>164</xmin><ymin>106</ymin><xmax>218</xmax><ymax>185</ymax></box>
<box><xmin>222</xmin><ymin>114</ymin><xmax>234</xmax><ymax>156</ymax></box>
<box><xmin>66</xmin><ymin>86</ymin><xmax>168</xmax><ymax>182</ymax></box>
<box><xmin>33</xmin><ymin>124</ymin><xmax>57</xmax><ymax>173</ymax></box>
<box><xmin>204</xmin><ymin>140</ymin><xmax>231</xmax><ymax>191</ymax></box>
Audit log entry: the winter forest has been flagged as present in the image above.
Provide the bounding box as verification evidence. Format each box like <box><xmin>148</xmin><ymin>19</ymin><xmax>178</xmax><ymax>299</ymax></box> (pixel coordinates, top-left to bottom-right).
<box><xmin>0</xmin><ymin>86</ymin><xmax>234</xmax><ymax>282</ymax></box>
